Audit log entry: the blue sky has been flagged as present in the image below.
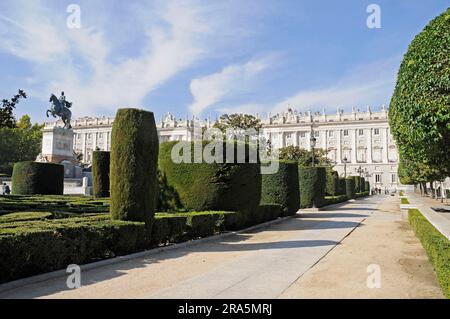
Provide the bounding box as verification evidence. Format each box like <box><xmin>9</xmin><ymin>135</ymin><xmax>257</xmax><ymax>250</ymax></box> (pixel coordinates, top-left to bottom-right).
<box><xmin>0</xmin><ymin>0</ymin><xmax>448</xmax><ymax>124</ymax></box>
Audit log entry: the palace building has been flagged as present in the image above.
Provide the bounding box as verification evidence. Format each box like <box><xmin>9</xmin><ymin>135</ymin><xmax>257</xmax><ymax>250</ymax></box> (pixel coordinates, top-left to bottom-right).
<box><xmin>43</xmin><ymin>105</ymin><xmax>400</xmax><ymax>189</ymax></box>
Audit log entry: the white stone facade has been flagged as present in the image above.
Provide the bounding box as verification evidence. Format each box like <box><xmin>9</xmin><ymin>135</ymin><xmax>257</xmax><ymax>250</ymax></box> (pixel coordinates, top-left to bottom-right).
<box><xmin>44</xmin><ymin>106</ymin><xmax>400</xmax><ymax>189</ymax></box>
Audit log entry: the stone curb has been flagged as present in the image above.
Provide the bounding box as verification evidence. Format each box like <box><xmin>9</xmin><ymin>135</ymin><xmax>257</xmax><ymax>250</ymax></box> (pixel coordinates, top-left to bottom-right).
<box><xmin>0</xmin><ymin>215</ymin><xmax>294</xmax><ymax>294</ymax></box>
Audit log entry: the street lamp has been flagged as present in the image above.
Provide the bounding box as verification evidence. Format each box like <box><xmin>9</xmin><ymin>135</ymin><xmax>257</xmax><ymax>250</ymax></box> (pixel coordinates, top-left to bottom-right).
<box><xmin>310</xmin><ymin>129</ymin><xmax>317</xmax><ymax>167</ymax></box>
<box><xmin>343</xmin><ymin>156</ymin><xmax>348</xmax><ymax>178</ymax></box>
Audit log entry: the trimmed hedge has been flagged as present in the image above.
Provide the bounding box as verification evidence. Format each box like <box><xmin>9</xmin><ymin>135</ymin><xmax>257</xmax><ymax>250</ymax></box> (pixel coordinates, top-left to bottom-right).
<box><xmin>158</xmin><ymin>141</ymin><xmax>261</xmax><ymax>214</ymax></box>
<box><xmin>110</xmin><ymin>109</ymin><xmax>159</xmax><ymax>224</ymax></box>
<box><xmin>338</xmin><ymin>178</ymin><xmax>346</xmax><ymax>196</ymax></box>
<box><xmin>325</xmin><ymin>169</ymin><xmax>339</xmax><ymax>197</ymax></box>
<box><xmin>261</xmin><ymin>161</ymin><xmax>300</xmax><ymax>216</ymax></box>
<box><xmin>352</xmin><ymin>176</ymin><xmax>362</xmax><ymax>193</ymax></box>
<box><xmin>345</xmin><ymin>177</ymin><xmax>356</xmax><ymax>199</ymax></box>
<box><xmin>409</xmin><ymin>209</ymin><xmax>449</xmax><ymax>298</ymax></box>
<box><xmin>92</xmin><ymin>151</ymin><xmax>110</xmax><ymax>198</ymax></box>
<box><xmin>0</xmin><ymin>204</ymin><xmax>285</xmax><ymax>283</ymax></box>
<box><xmin>299</xmin><ymin>166</ymin><xmax>326</xmax><ymax>208</ymax></box>
<box><xmin>365</xmin><ymin>181</ymin><xmax>370</xmax><ymax>193</ymax></box>
<box><xmin>360</xmin><ymin>177</ymin><xmax>366</xmax><ymax>194</ymax></box>
<box><xmin>324</xmin><ymin>195</ymin><xmax>348</xmax><ymax>206</ymax></box>
<box><xmin>12</xmin><ymin>162</ymin><xmax>64</xmax><ymax>195</ymax></box>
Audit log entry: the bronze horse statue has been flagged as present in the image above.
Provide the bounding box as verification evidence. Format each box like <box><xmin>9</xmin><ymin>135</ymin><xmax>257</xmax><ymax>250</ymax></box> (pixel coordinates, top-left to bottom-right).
<box><xmin>47</xmin><ymin>93</ymin><xmax>72</xmax><ymax>129</ymax></box>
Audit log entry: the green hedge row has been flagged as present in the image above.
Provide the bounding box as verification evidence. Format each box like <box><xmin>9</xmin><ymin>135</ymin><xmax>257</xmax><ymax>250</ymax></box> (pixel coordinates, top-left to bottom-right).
<box><xmin>92</xmin><ymin>151</ymin><xmax>110</xmax><ymax>198</ymax></box>
<box><xmin>261</xmin><ymin>161</ymin><xmax>300</xmax><ymax>216</ymax></box>
<box><xmin>345</xmin><ymin>177</ymin><xmax>356</xmax><ymax>199</ymax></box>
<box><xmin>11</xmin><ymin>162</ymin><xmax>64</xmax><ymax>195</ymax></box>
<box><xmin>0</xmin><ymin>203</ymin><xmax>283</xmax><ymax>284</ymax></box>
<box><xmin>158</xmin><ymin>141</ymin><xmax>261</xmax><ymax>214</ymax></box>
<box><xmin>324</xmin><ymin>195</ymin><xmax>348</xmax><ymax>206</ymax></box>
<box><xmin>299</xmin><ymin>167</ymin><xmax>326</xmax><ymax>208</ymax></box>
<box><xmin>408</xmin><ymin>209</ymin><xmax>449</xmax><ymax>298</ymax></box>
<box><xmin>325</xmin><ymin>169</ymin><xmax>339</xmax><ymax>197</ymax></box>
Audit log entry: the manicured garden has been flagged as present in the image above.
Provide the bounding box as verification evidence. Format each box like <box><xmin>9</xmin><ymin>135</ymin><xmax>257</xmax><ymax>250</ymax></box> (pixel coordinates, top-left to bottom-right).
<box><xmin>0</xmin><ymin>108</ymin><xmax>371</xmax><ymax>284</ymax></box>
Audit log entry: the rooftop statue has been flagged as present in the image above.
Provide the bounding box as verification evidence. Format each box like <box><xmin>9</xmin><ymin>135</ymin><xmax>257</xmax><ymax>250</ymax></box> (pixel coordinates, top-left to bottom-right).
<box><xmin>47</xmin><ymin>91</ymin><xmax>72</xmax><ymax>129</ymax></box>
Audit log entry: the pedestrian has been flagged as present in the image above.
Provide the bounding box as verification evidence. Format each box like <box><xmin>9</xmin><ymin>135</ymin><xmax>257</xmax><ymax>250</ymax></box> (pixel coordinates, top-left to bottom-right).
<box><xmin>4</xmin><ymin>184</ymin><xmax>11</xmax><ymax>195</ymax></box>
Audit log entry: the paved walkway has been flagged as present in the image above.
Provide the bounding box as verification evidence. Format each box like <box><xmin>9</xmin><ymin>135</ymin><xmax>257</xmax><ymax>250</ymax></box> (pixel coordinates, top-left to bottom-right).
<box><xmin>0</xmin><ymin>195</ymin><xmax>442</xmax><ymax>299</ymax></box>
<box><xmin>407</xmin><ymin>191</ymin><xmax>450</xmax><ymax>221</ymax></box>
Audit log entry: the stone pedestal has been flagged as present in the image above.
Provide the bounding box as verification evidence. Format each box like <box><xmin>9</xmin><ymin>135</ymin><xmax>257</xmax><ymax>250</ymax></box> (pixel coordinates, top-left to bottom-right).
<box><xmin>41</xmin><ymin>127</ymin><xmax>75</xmax><ymax>164</ymax></box>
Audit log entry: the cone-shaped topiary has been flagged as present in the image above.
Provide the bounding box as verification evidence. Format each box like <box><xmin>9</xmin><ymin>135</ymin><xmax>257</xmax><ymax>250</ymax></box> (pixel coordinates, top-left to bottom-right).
<box><xmin>110</xmin><ymin>108</ymin><xmax>159</xmax><ymax>224</ymax></box>
<box><xmin>12</xmin><ymin>161</ymin><xmax>64</xmax><ymax>195</ymax></box>
<box><xmin>158</xmin><ymin>141</ymin><xmax>261</xmax><ymax>214</ymax></box>
<box><xmin>261</xmin><ymin>161</ymin><xmax>300</xmax><ymax>216</ymax></box>
<box><xmin>299</xmin><ymin>166</ymin><xmax>326</xmax><ymax>208</ymax></box>
<box><xmin>345</xmin><ymin>177</ymin><xmax>356</xmax><ymax>199</ymax></box>
<box><xmin>92</xmin><ymin>151</ymin><xmax>110</xmax><ymax>198</ymax></box>
<box><xmin>352</xmin><ymin>176</ymin><xmax>362</xmax><ymax>193</ymax></box>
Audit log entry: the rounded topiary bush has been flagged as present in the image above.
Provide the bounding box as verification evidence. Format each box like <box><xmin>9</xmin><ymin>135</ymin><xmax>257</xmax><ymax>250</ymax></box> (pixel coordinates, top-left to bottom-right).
<box><xmin>345</xmin><ymin>177</ymin><xmax>356</xmax><ymax>199</ymax></box>
<box><xmin>92</xmin><ymin>151</ymin><xmax>110</xmax><ymax>198</ymax></box>
<box><xmin>299</xmin><ymin>166</ymin><xmax>326</xmax><ymax>208</ymax></box>
<box><xmin>110</xmin><ymin>109</ymin><xmax>159</xmax><ymax>224</ymax></box>
<box><xmin>12</xmin><ymin>161</ymin><xmax>64</xmax><ymax>195</ymax></box>
<box><xmin>158</xmin><ymin>141</ymin><xmax>261</xmax><ymax>213</ymax></box>
<box><xmin>261</xmin><ymin>161</ymin><xmax>300</xmax><ymax>216</ymax></box>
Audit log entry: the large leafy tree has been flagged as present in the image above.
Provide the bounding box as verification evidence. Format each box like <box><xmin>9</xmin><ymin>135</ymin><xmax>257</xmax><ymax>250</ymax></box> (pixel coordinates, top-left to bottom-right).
<box><xmin>0</xmin><ymin>115</ymin><xmax>43</xmax><ymax>175</ymax></box>
<box><xmin>213</xmin><ymin>113</ymin><xmax>263</xmax><ymax>132</ymax></box>
<box><xmin>278</xmin><ymin>145</ymin><xmax>332</xmax><ymax>167</ymax></box>
<box><xmin>389</xmin><ymin>8</ymin><xmax>450</xmax><ymax>175</ymax></box>
<box><xmin>0</xmin><ymin>90</ymin><xmax>27</xmax><ymax>128</ymax></box>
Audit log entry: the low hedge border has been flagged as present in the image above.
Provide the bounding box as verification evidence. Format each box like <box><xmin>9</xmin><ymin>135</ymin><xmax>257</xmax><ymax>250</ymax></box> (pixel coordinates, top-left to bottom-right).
<box><xmin>408</xmin><ymin>209</ymin><xmax>449</xmax><ymax>298</ymax></box>
<box><xmin>0</xmin><ymin>204</ymin><xmax>283</xmax><ymax>284</ymax></box>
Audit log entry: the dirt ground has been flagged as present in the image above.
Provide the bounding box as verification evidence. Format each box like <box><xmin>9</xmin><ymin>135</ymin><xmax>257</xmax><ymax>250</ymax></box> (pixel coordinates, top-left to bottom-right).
<box><xmin>280</xmin><ymin>196</ymin><xmax>444</xmax><ymax>299</ymax></box>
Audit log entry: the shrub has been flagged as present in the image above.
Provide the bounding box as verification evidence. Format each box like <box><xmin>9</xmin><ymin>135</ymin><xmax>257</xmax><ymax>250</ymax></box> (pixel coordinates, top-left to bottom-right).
<box><xmin>352</xmin><ymin>176</ymin><xmax>361</xmax><ymax>193</ymax></box>
<box><xmin>261</xmin><ymin>161</ymin><xmax>300</xmax><ymax>216</ymax></box>
<box><xmin>92</xmin><ymin>151</ymin><xmax>110</xmax><ymax>198</ymax></box>
<box><xmin>158</xmin><ymin>141</ymin><xmax>261</xmax><ymax>214</ymax></box>
<box><xmin>345</xmin><ymin>177</ymin><xmax>356</xmax><ymax>199</ymax></box>
<box><xmin>360</xmin><ymin>177</ymin><xmax>366</xmax><ymax>194</ymax></box>
<box><xmin>110</xmin><ymin>109</ymin><xmax>159</xmax><ymax>224</ymax></box>
<box><xmin>365</xmin><ymin>181</ymin><xmax>370</xmax><ymax>193</ymax></box>
<box><xmin>401</xmin><ymin>198</ymin><xmax>410</xmax><ymax>205</ymax></box>
<box><xmin>156</xmin><ymin>169</ymin><xmax>183</xmax><ymax>212</ymax></box>
<box><xmin>325</xmin><ymin>168</ymin><xmax>339</xmax><ymax>196</ymax></box>
<box><xmin>338</xmin><ymin>178</ymin><xmax>346</xmax><ymax>196</ymax></box>
<box><xmin>12</xmin><ymin>162</ymin><xmax>64</xmax><ymax>195</ymax></box>
<box><xmin>409</xmin><ymin>209</ymin><xmax>449</xmax><ymax>298</ymax></box>
<box><xmin>299</xmin><ymin>167</ymin><xmax>326</xmax><ymax>208</ymax></box>
<box><xmin>324</xmin><ymin>195</ymin><xmax>348</xmax><ymax>206</ymax></box>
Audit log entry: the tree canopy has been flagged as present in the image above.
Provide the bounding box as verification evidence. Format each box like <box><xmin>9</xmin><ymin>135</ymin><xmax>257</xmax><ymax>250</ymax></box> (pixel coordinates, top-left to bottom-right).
<box><xmin>0</xmin><ymin>115</ymin><xmax>43</xmax><ymax>175</ymax></box>
<box><xmin>278</xmin><ymin>145</ymin><xmax>332</xmax><ymax>167</ymax></box>
<box><xmin>389</xmin><ymin>8</ymin><xmax>450</xmax><ymax>175</ymax></box>
<box><xmin>213</xmin><ymin>113</ymin><xmax>262</xmax><ymax>132</ymax></box>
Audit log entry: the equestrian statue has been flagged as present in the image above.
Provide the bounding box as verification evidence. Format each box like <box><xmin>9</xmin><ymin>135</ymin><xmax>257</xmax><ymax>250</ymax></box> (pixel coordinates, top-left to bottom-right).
<box><xmin>47</xmin><ymin>91</ymin><xmax>72</xmax><ymax>129</ymax></box>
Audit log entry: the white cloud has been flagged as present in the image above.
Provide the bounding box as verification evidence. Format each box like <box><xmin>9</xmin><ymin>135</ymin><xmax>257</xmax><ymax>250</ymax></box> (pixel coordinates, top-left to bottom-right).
<box><xmin>0</xmin><ymin>0</ymin><xmax>225</xmax><ymax>117</ymax></box>
<box><xmin>272</xmin><ymin>57</ymin><xmax>400</xmax><ymax>114</ymax></box>
<box><xmin>189</xmin><ymin>57</ymin><xmax>271</xmax><ymax>115</ymax></box>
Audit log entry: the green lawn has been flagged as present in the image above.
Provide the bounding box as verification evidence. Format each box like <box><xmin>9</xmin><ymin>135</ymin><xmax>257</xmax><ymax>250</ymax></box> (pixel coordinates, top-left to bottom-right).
<box><xmin>401</xmin><ymin>198</ymin><xmax>410</xmax><ymax>205</ymax></box>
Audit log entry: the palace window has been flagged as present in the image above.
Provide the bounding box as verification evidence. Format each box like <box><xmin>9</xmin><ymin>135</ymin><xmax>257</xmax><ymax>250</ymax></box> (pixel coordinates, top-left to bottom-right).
<box><xmin>343</xmin><ymin>130</ymin><xmax>349</xmax><ymax>136</ymax></box>
<box><xmin>329</xmin><ymin>131</ymin><xmax>334</xmax><ymax>137</ymax></box>
<box><xmin>375</xmin><ymin>174</ymin><xmax>382</xmax><ymax>183</ymax></box>
<box><xmin>374</xmin><ymin>128</ymin><xmax>380</xmax><ymax>135</ymax></box>
<box><xmin>358</xmin><ymin>129</ymin><xmax>364</xmax><ymax>136</ymax></box>
<box><xmin>314</xmin><ymin>131</ymin><xmax>319</xmax><ymax>137</ymax></box>
<box><xmin>300</xmin><ymin>132</ymin><xmax>306</xmax><ymax>138</ymax></box>
<box><xmin>391</xmin><ymin>174</ymin><xmax>397</xmax><ymax>183</ymax></box>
